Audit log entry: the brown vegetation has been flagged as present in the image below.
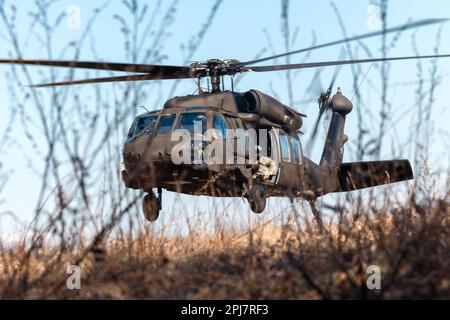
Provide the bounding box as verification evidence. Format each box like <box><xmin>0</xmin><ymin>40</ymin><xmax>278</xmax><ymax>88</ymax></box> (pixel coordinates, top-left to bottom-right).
<box><xmin>1</xmin><ymin>187</ymin><xmax>448</xmax><ymax>299</ymax></box>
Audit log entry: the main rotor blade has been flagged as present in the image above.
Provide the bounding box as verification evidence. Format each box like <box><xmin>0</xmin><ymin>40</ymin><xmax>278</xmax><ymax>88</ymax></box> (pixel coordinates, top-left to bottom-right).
<box><xmin>31</xmin><ymin>72</ymin><xmax>195</xmax><ymax>87</ymax></box>
<box><xmin>247</xmin><ymin>54</ymin><xmax>450</xmax><ymax>72</ymax></box>
<box><xmin>241</xmin><ymin>18</ymin><xmax>448</xmax><ymax>66</ymax></box>
<box><xmin>0</xmin><ymin>58</ymin><xmax>192</xmax><ymax>75</ymax></box>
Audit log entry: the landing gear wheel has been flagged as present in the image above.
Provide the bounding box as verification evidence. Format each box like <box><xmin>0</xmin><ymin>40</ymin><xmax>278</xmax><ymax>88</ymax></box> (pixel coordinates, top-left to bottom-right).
<box><xmin>142</xmin><ymin>193</ymin><xmax>161</xmax><ymax>222</ymax></box>
<box><xmin>247</xmin><ymin>184</ymin><xmax>266</xmax><ymax>214</ymax></box>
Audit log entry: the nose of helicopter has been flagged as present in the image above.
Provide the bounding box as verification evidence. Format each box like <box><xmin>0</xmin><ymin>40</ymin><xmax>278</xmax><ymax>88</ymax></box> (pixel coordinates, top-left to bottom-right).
<box><xmin>123</xmin><ymin>133</ymin><xmax>173</xmax><ymax>164</ymax></box>
<box><xmin>122</xmin><ymin>132</ymin><xmax>175</xmax><ymax>188</ymax></box>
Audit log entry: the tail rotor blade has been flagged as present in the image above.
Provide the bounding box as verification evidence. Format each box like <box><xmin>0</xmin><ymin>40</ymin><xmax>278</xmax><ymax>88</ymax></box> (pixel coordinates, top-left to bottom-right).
<box><xmin>306</xmin><ymin>68</ymin><xmax>324</xmax><ymax>97</ymax></box>
<box><xmin>307</xmin><ymin>100</ymin><xmax>328</xmax><ymax>154</ymax></box>
<box><xmin>307</xmin><ymin>49</ymin><xmax>345</xmax><ymax>154</ymax></box>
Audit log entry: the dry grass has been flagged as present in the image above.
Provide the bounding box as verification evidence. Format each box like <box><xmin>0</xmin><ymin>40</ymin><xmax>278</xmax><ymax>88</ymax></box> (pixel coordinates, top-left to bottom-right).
<box><xmin>0</xmin><ymin>188</ymin><xmax>449</xmax><ymax>300</ymax></box>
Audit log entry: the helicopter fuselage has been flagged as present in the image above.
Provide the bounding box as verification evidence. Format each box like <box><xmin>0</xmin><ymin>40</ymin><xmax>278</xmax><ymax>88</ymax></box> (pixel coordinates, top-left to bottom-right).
<box><xmin>122</xmin><ymin>90</ymin><xmax>335</xmax><ymax>200</ymax></box>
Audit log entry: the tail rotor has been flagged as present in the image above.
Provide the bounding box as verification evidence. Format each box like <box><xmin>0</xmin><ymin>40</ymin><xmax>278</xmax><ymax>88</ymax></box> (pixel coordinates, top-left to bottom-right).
<box><xmin>307</xmin><ymin>49</ymin><xmax>346</xmax><ymax>154</ymax></box>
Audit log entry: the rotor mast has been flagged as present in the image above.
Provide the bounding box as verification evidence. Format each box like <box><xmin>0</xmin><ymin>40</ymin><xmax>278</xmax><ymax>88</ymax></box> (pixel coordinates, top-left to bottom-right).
<box><xmin>210</xmin><ymin>73</ymin><xmax>221</xmax><ymax>93</ymax></box>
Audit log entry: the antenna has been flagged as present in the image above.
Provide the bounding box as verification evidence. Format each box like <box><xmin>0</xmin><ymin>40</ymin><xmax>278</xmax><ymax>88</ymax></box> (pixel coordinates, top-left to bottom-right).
<box><xmin>351</xmin><ymin>63</ymin><xmax>374</xmax><ymax>102</ymax></box>
<box><xmin>139</xmin><ymin>105</ymin><xmax>150</xmax><ymax>112</ymax></box>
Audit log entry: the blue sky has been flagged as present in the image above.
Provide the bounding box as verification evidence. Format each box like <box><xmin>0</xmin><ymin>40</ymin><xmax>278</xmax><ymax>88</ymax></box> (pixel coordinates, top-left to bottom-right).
<box><xmin>1</xmin><ymin>0</ymin><xmax>450</xmax><ymax>230</ymax></box>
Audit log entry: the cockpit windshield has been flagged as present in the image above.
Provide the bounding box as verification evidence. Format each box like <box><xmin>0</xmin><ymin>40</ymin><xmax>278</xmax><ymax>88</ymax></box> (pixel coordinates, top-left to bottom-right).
<box><xmin>127</xmin><ymin>111</ymin><xmax>209</xmax><ymax>141</ymax></box>
<box><xmin>136</xmin><ymin>115</ymin><xmax>158</xmax><ymax>136</ymax></box>
<box><xmin>156</xmin><ymin>114</ymin><xmax>176</xmax><ymax>134</ymax></box>
<box><xmin>127</xmin><ymin>115</ymin><xmax>158</xmax><ymax>140</ymax></box>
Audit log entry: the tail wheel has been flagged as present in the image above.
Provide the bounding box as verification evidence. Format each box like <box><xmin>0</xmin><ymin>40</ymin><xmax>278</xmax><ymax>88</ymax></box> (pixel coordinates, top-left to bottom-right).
<box><xmin>247</xmin><ymin>184</ymin><xmax>266</xmax><ymax>214</ymax></box>
<box><xmin>142</xmin><ymin>193</ymin><xmax>161</xmax><ymax>222</ymax></box>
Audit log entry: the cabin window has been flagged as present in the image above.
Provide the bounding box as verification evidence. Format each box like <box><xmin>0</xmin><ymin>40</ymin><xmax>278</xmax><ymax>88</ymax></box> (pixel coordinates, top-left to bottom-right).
<box><xmin>156</xmin><ymin>114</ymin><xmax>176</xmax><ymax>134</ymax></box>
<box><xmin>279</xmin><ymin>134</ymin><xmax>290</xmax><ymax>162</ymax></box>
<box><xmin>213</xmin><ymin>114</ymin><xmax>227</xmax><ymax>138</ymax></box>
<box><xmin>290</xmin><ymin>135</ymin><xmax>302</xmax><ymax>164</ymax></box>
<box><xmin>176</xmin><ymin>112</ymin><xmax>207</xmax><ymax>135</ymax></box>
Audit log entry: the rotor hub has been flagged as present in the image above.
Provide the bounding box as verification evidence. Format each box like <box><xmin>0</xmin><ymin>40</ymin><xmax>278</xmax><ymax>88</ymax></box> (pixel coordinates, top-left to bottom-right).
<box><xmin>190</xmin><ymin>59</ymin><xmax>242</xmax><ymax>77</ymax></box>
<box><xmin>189</xmin><ymin>59</ymin><xmax>243</xmax><ymax>92</ymax></box>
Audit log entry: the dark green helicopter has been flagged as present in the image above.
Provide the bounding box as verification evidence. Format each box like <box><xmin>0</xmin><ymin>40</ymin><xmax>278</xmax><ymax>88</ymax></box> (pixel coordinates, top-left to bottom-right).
<box><xmin>1</xmin><ymin>18</ymin><xmax>449</xmax><ymax>224</ymax></box>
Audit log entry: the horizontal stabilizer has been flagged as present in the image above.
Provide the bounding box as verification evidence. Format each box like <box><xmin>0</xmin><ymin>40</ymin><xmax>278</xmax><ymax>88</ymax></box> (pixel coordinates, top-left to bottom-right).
<box><xmin>338</xmin><ymin>159</ymin><xmax>413</xmax><ymax>192</ymax></box>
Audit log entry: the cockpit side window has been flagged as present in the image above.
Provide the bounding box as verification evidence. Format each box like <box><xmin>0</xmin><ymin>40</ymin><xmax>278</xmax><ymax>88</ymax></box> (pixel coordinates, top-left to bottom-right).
<box><xmin>156</xmin><ymin>114</ymin><xmax>176</xmax><ymax>134</ymax></box>
<box><xmin>176</xmin><ymin>112</ymin><xmax>207</xmax><ymax>135</ymax></box>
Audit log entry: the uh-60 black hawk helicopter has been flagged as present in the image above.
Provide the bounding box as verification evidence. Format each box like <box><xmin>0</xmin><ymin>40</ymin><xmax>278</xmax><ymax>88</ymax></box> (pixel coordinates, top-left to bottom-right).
<box><xmin>2</xmin><ymin>18</ymin><xmax>450</xmax><ymax>224</ymax></box>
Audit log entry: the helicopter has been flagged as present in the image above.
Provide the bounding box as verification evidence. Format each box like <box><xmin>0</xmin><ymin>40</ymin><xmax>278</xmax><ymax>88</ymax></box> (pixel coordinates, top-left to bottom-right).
<box><xmin>1</xmin><ymin>18</ymin><xmax>449</xmax><ymax>223</ymax></box>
